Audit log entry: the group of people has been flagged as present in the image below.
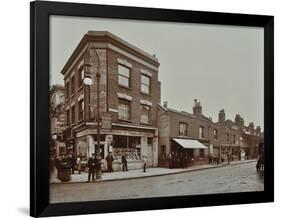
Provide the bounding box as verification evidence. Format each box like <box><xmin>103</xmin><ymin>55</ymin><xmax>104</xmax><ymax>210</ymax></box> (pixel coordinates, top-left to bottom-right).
<box><xmin>168</xmin><ymin>152</ymin><xmax>190</xmax><ymax>169</ymax></box>
<box><xmin>54</xmin><ymin>153</ymin><xmax>83</xmax><ymax>174</ymax></box>
<box><xmin>209</xmin><ymin>151</ymin><xmax>231</xmax><ymax>166</ymax></box>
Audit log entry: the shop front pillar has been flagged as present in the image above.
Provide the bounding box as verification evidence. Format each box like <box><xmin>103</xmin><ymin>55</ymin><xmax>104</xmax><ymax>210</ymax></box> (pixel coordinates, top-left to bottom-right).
<box><xmin>87</xmin><ymin>134</ymin><xmax>95</xmax><ymax>159</ymax></box>
<box><xmin>104</xmin><ymin>135</ymin><xmax>113</xmax><ymax>158</ymax></box>
<box><xmin>141</xmin><ymin>137</ymin><xmax>148</xmax><ymax>159</ymax></box>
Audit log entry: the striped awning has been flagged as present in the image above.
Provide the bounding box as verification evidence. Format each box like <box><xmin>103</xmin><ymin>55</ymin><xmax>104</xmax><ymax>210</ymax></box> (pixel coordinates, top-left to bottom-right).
<box><xmin>172</xmin><ymin>138</ymin><xmax>207</xmax><ymax>149</ymax></box>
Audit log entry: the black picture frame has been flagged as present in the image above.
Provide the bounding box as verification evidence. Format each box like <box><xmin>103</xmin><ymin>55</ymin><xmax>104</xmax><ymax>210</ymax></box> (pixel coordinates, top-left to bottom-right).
<box><xmin>30</xmin><ymin>1</ymin><xmax>274</xmax><ymax>217</ymax></box>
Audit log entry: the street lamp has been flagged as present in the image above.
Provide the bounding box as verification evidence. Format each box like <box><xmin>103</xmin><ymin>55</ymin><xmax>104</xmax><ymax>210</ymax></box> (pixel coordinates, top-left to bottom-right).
<box><xmin>83</xmin><ymin>45</ymin><xmax>102</xmax><ymax>180</ymax></box>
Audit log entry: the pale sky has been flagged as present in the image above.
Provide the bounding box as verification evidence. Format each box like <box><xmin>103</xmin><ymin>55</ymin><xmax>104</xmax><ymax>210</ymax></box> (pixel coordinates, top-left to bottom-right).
<box><xmin>50</xmin><ymin>15</ymin><xmax>264</xmax><ymax>129</ymax></box>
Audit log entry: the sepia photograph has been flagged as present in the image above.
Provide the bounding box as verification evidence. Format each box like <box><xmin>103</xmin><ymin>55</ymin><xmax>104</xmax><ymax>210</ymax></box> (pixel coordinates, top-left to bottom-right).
<box><xmin>49</xmin><ymin>15</ymin><xmax>265</xmax><ymax>204</ymax></box>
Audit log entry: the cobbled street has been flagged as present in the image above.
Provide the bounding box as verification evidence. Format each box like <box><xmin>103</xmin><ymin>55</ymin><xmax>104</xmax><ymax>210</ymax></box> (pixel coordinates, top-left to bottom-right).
<box><xmin>50</xmin><ymin>161</ymin><xmax>264</xmax><ymax>203</ymax></box>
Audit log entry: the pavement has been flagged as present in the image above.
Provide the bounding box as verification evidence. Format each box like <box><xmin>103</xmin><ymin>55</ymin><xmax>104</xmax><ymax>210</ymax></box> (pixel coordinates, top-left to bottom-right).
<box><xmin>50</xmin><ymin>159</ymin><xmax>256</xmax><ymax>184</ymax></box>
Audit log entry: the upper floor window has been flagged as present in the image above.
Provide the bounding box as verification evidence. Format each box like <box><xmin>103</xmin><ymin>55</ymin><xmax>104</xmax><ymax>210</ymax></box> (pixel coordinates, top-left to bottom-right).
<box><xmin>71</xmin><ymin>105</ymin><xmax>75</xmax><ymax>124</ymax></box>
<box><xmin>179</xmin><ymin>123</ymin><xmax>188</xmax><ymax>136</ymax></box>
<box><xmin>118</xmin><ymin>99</ymin><xmax>130</xmax><ymax>120</ymax></box>
<box><xmin>226</xmin><ymin>133</ymin><xmax>230</xmax><ymax>143</ymax></box>
<box><xmin>78</xmin><ymin>100</ymin><xmax>84</xmax><ymax>120</ymax></box>
<box><xmin>140</xmin><ymin>105</ymin><xmax>151</xmax><ymax>124</ymax></box>
<box><xmin>66</xmin><ymin>109</ymin><xmax>70</xmax><ymax>126</ymax></box>
<box><xmin>232</xmin><ymin>134</ymin><xmax>236</xmax><ymax>144</ymax></box>
<box><xmin>199</xmin><ymin>126</ymin><xmax>204</xmax><ymax>138</ymax></box>
<box><xmin>214</xmin><ymin>129</ymin><xmax>218</xmax><ymax>139</ymax></box>
<box><xmin>118</xmin><ymin>65</ymin><xmax>130</xmax><ymax>88</ymax></box>
<box><xmin>78</xmin><ymin>66</ymin><xmax>84</xmax><ymax>87</ymax></box>
<box><xmin>65</xmin><ymin>82</ymin><xmax>70</xmax><ymax>99</ymax></box>
<box><xmin>141</xmin><ymin>74</ymin><xmax>151</xmax><ymax>94</ymax></box>
<box><xmin>70</xmin><ymin>76</ymin><xmax>75</xmax><ymax>95</ymax></box>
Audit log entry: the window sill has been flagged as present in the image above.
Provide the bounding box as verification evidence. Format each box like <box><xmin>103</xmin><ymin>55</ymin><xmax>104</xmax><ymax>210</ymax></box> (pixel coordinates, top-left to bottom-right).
<box><xmin>118</xmin><ymin>84</ymin><xmax>132</xmax><ymax>90</ymax></box>
<box><xmin>140</xmin><ymin>122</ymin><xmax>152</xmax><ymax>126</ymax></box>
<box><xmin>140</xmin><ymin>91</ymin><xmax>152</xmax><ymax>97</ymax></box>
<box><xmin>118</xmin><ymin>119</ymin><xmax>132</xmax><ymax>123</ymax></box>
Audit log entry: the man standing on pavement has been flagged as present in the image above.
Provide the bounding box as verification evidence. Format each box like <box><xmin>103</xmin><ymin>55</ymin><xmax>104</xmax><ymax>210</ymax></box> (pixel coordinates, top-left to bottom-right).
<box><xmin>106</xmin><ymin>152</ymin><xmax>114</xmax><ymax>173</ymax></box>
<box><xmin>227</xmin><ymin>150</ymin><xmax>230</xmax><ymax>165</ymax></box>
<box><xmin>121</xmin><ymin>154</ymin><xmax>128</xmax><ymax>172</ymax></box>
<box><xmin>143</xmin><ymin>155</ymin><xmax>147</xmax><ymax>172</ymax></box>
<box><xmin>87</xmin><ymin>153</ymin><xmax>97</xmax><ymax>182</ymax></box>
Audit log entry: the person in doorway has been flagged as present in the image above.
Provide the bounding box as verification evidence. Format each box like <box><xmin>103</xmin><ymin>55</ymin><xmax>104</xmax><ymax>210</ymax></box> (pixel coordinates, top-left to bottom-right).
<box><xmin>87</xmin><ymin>153</ymin><xmax>97</xmax><ymax>182</ymax></box>
<box><xmin>179</xmin><ymin>152</ymin><xmax>184</xmax><ymax>168</ymax></box>
<box><xmin>184</xmin><ymin>152</ymin><xmax>189</xmax><ymax>168</ymax></box>
<box><xmin>121</xmin><ymin>154</ymin><xmax>128</xmax><ymax>172</ymax></box>
<box><xmin>168</xmin><ymin>153</ymin><xmax>173</xmax><ymax>169</ymax></box>
<box><xmin>106</xmin><ymin>152</ymin><xmax>114</xmax><ymax>173</ymax></box>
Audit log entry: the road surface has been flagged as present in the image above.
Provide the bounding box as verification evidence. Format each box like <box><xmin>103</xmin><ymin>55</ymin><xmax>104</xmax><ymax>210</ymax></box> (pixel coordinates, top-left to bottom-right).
<box><xmin>50</xmin><ymin>161</ymin><xmax>264</xmax><ymax>203</ymax></box>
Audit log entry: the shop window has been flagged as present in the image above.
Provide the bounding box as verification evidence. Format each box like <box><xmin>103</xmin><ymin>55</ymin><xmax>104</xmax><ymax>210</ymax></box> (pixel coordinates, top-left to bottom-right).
<box><xmin>118</xmin><ymin>65</ymin><xmax>130</xmax><ymax>87</ymax></box>
<box><xmin>118</xmin><ymin>99</ymin><xmax>130</xmax><ymax>120</ymax></box>
<box><xmin>140</xmin><ymin>104</ymin><xmax>151</xmax><ymax>123</ymax></box>
<box><xmin>112</xmin><ymin>135</ymin><xmax>141</xmax><ymax>161</ymax></box>
<box><xmin>179</xmin><ymin>122</ymin><xmax>188</xmax><ymax>136</ymax></box>
<box><xmin>141</xmin><ymin>74</ymin><xmax>151</xmax><ymax>94</ymax></box>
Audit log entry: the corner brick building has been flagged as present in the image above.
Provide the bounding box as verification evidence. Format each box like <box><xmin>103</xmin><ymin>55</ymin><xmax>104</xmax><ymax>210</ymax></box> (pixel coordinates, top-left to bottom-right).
<box><xmin>61</xmin><ymin>31</ymin><xmax>161</xmax><ymax>171</ymax></box>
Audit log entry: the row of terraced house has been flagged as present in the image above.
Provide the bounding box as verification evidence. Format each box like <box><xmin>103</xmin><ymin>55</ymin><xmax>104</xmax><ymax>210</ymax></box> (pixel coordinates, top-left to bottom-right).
<box><xmin>49</xmin><ymin>31</ymin><xmax>263</xmax><ymax>171</ymax></box>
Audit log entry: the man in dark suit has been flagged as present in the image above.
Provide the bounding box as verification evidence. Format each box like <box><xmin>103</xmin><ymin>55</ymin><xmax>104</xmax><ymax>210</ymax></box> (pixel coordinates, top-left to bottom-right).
<box><xmin>87</xmin><ymin>153</ymin><xmax>97</xmax><ymax>182</ymax></box>
<box><xmin>106</xmin><ymin>152</ymin><xmax>114</xmax><ymax>173</ymax></box>
<box><xmin>121</xmin><ymin>154</ymin><xmax>128</xmax><ymax>172</ymax></box>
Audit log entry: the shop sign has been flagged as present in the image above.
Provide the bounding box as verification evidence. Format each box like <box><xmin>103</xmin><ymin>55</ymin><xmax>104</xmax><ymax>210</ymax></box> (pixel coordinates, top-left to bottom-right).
<box><xmin>102</xmin><ymin>113</ymin><xmax>112</xmax><ymax>129</ymax></box>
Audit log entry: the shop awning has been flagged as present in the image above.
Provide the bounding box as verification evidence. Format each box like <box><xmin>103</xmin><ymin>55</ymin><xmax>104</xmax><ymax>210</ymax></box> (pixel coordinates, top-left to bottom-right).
<box><xmin>172</xmin><ymin>138</ymin><xmax>207</xmax><ymax>149</ymax></box>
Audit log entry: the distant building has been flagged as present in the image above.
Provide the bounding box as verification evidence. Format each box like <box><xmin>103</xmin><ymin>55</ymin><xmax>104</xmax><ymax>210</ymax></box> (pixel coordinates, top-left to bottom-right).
<box><xmin>61</xmin><ymin>31</ymin><xmax>161</xmax><ymax>170</ymax></box>
<box><xmin>49</xmin><ymin>84</ymin><xmax>66</xmax><ymax>156</ymax></box>
<box><xmin>158</xmin><ymin>99</ymin><xmax>261</xmax><ymax>167</ymax></box>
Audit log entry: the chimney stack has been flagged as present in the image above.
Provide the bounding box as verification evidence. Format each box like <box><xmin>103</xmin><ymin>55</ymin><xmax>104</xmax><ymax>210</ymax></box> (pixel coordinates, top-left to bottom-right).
<box><xmin>235</xmin><ymin>114</ymin><xmax>244</xmax><ymax>128</ymax></box>
<box><xmin>218</xmin><ymin>109</ymin><xmax>226</xmax><ymax>123</ymax></box>
<box><xmin>193</xmin><ymin>99</ymin><xmax>202</xmax><ymax>116</ymax></box>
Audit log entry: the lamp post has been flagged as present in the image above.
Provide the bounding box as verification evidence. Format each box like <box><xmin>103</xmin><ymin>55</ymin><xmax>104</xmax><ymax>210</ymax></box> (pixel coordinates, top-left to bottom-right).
<box><xmin>84</xmin><ymin>45</ymin><xmax>102</xmax><ymax>180</ymax></box>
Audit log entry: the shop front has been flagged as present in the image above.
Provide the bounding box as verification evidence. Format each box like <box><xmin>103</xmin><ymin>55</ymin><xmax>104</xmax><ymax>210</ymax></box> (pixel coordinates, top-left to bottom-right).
<box><xmin>74</xmin><ymin>125</ymin><xmax>158</xmax><ymax>172</ymax></box>
<box><xmin>170</xmin><ymin>138</ymin><xmax>209</xmax><ymax>166</ymax></box>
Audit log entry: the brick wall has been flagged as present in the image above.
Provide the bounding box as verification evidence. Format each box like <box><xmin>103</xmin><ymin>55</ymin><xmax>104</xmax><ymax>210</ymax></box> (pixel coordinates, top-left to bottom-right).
<box><xmin>107</xmin><ymin>49</ymin><xmax>160</xmax><ymax>127</ymax></box>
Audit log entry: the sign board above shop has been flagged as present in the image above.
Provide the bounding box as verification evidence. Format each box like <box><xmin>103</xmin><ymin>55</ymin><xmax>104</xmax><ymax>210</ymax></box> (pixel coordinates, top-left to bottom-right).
<box><xmin>101</xmin><ymin>113</ymin><xmax>112</xmax><ymax>129</ymax></box>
